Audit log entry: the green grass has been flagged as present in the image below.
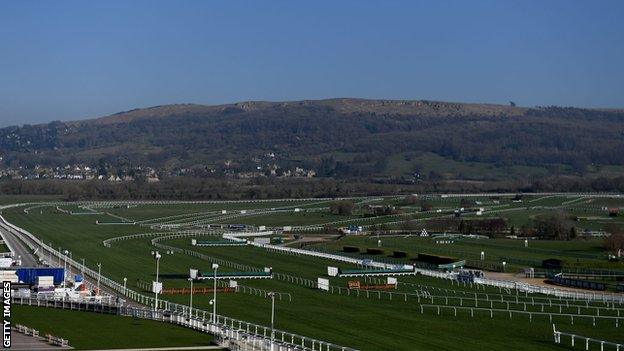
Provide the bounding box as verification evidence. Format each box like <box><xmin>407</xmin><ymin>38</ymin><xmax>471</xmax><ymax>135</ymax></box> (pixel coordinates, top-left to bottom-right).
<box><xmin>310</xmin><ymin>235</ymin><xmax>624</xmax><ymax>271</ymax></box>
<box><xmin>227</xmin><ymin>211</ymin><xmax>358</xmax><ymax>226</ymax></box>
<box><xmin>13</xmin><ymin>305</ymin><xmax>213</xmax><ymax>350</ymax></box>
<box><xmin>151</xmin><ymin>247</ymin><xmax>624</xmax><ymax>351</ymax></box>
<box><xmin>105</xmin><ymin>200</ymin><xmax>331</xmax><ymax>221</ymax></box>
<box><xmin>0</xmin><ymin>195</ymin><xmax>63</xmax><ymax>205</ymax></box>
<box><xmin>4</xmin><ymin>200</ymin><xmax>624</xmax><ymax>350</ymax></box>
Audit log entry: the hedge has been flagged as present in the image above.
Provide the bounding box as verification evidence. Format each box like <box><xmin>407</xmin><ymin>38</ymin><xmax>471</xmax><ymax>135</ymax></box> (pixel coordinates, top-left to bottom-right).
<box><xmin>393</xmin><ymin>251</ymin><xmax>407</xmax><ymax>258</ymax></box>
<box><xmin>366</xmin><ymin>248</ymin><xmax>384</xmax><ymax>255</ymax></box>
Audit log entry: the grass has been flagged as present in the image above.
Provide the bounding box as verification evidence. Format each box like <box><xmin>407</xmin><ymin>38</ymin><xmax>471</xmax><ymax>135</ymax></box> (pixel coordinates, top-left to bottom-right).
<box><xmin>226</xmin><ymin>211</ymin><xmax>359</xmax><ymax>226</ymax></box>
<box><xmin>310</xmin><ymin>235</ymin><xmax>624</xmax><ymax>271</ymax></box>
<box><xmin>13</xmin><ymin>305</ymin><xmax>213</xmax><ymax>350</ymax></box>
<box><xmin>0</xmin><ymin>195</ymin><xmax>63</xmax><ymax>205</ymax></box>
<box><xmin>150</xmin><ymin>247</ymin><xmax>624</xmax><ymax>351</ymax></box>
<box><xmin>105</xmin><ymin>200</ymin><xmax>331</xmax><ymax>221</ymax></box>
<box><xmin>4</xmin><ymin>199</ymin><xmax>624</xmax><ymax>350</ymax></box>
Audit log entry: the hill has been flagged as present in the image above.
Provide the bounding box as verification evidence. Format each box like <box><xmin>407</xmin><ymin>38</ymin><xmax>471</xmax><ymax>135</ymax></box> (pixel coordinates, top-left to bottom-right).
<box><xmin>1</xmin><ymin>98</ymin><xmax>624</xmax><ymax>187</ymax></box>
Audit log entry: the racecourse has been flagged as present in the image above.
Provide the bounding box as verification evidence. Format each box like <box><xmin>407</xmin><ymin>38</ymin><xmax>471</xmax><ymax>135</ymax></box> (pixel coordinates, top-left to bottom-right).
<box><xmin>3</xmin><ymin>193</ymin><xmax>624</xmax><ymax>350</ymax></box>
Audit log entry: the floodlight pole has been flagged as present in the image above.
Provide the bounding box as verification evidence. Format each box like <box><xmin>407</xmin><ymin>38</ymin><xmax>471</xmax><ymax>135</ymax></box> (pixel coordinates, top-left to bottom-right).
<box><xmin>188</xmin><ymin>277</ymin><xmax>194</xmax><ymax>318</ymax></box>
<box><xmin>96</xmin><ymin>262</ymin><xmax>101</xmax><ymax>294</ymax></box>
<box><xmin>212</xmin><ymin>263</ymin><xmax>219</xmax><ymax>323</ymax></box>
<box><xmin>268</xmin><ymin>292</ymin><xmax>276</xmax><ymax>351</ymax></box>
<box><xmin>62</xmin><ymin>250</ymin><xmax>68</xmax><ymax>288</ymax></box>
<box><xmin>153</xmin><ymin>251</ymin><xmax>161</xmax><ymax>311</ymax></box>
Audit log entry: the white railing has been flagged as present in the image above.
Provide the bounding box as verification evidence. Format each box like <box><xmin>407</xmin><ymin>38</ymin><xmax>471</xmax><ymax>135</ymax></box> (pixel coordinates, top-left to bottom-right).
<box><xmin>421</xmin><ymin>304</ymin><xmax>622</xmax><ymax>327</ymax></box>
<box><xmin>0</xmin><ymin>214</ymin><xmax>358</xmax><ymax>351</ymax></box>
<box><xmin>553</xmin><ymin>324</ymin><xmax>623</xmax><ymax>350</ymax></box>
<box><xmin>475</xmin><ymin>278</ymin><xmax>624</xmax><ymax>304</ymax></box>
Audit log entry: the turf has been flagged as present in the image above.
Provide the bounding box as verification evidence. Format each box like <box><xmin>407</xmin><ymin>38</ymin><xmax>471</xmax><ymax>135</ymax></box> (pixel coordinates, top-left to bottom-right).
<box><xmin>13</xmin><ymin>305</ymin><xmax>213</xmax><ymax>350</ymax></box>
<box><xmin>3</xmin><ymin>197</ymin><xmax>624</xmax><ymax>351</ymax></box>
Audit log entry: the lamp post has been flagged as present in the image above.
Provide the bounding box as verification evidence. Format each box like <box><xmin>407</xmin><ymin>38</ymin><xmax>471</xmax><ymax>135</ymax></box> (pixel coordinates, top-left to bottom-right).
<box><xmin>502</xmin><ymin>261</ymin><xmax>507</xmax><ymax>272</ymax></box>
<box><xmin>212</xmin><ymin>263</ymin><xmax>219</xmax><ymax>322</ymax></box>
<box><xmin>123</xmin><ymin>277</ymin><xmax>127</xmax><ymax>295</ymax></box>
<box><xmin>188</xmin><ymin>277</ymin><xmax>194</xmax><ymax>319</ymax></box>
<box><xmin>152</xmin><ymin>251</ymin><xmax>162</xmax><ymax>311</ymax></box>
<box><xmin>63</xmin><ymin>250</ymin><xmax>69</xmax><ymax>288</ymax></box>
<box><xmin>96</xmin><ymin>262</ymin><xmax>101</xmax><ymax>295</ymax></box>
<box><xmin>268</xmin><ymin>292</ymin><xmax>276</xmax><ymax>351</ymax></box>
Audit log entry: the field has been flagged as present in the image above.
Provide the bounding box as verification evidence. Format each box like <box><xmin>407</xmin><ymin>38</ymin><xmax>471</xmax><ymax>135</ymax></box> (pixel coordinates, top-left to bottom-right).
<box><xmin>3</xmin><ymin>194</ymin><xmax>624</xmax><ymax>350</ymax></box>
<box><xmin>13</xmin><ymin>305</ymin><xmax>213</xmax><ymax>350</ymax></box>
<box><xmin>311</xmin><ymin>235</ymin><xmax>619</xmax><ymax>271</ymax></box>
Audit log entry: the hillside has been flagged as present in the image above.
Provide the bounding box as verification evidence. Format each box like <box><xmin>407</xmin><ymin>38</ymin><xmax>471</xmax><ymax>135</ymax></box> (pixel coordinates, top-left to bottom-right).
<box><xmin>1</xmin><ymin>98</ymin><xmax>624</xmax><ymax>185</ymax></box>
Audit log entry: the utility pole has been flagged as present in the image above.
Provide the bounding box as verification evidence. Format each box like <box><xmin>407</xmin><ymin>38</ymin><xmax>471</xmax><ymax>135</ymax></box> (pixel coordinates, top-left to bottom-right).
<box><xmin>96</xmin><ymin>262</ymin><xmax>101</xmax><ymax>295</ymax></box>
<box><xmin>188</xmin><ymin>277</ymin><xmax>194</xmax><ymax>318</ymax></box>
<box><xmin>212</xmin><ymin>263</ymin><xmax>219</xmax><ymax>322</ymax></box>
<box><xmin>152</xmin><ymin>251</ymin><xmax>161</xmax><ymax>310</ymax></box>
<box><xmin>268</xmin><ymin>292</ymin><xmax>276</xmax><ymax>351</ymax></box>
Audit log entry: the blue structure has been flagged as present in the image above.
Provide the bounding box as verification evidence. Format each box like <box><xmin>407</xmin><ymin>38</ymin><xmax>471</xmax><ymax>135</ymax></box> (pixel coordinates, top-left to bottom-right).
<box><xmin>16</xmin><ymin>268</ymin><xmax>65</xmax><ymax>285</ymax></box>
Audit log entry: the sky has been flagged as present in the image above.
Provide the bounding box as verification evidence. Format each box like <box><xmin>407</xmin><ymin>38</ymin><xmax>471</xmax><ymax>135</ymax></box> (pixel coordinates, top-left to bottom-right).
<box><xmin>0</xmin><ymin>0</ymin><xmax>623</xmax><ymax>127</ymax></box>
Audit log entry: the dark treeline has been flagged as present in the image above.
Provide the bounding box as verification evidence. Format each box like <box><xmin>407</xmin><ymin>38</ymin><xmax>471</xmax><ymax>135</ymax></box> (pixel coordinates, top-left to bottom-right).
<box><xmin>2</xmin><ymin>174</ymin><xmax>624</xmax><ymax>201</ymax></box>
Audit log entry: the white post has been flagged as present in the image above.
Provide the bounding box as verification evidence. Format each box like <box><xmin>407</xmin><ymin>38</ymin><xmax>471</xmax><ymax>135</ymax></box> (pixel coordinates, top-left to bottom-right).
<box><xmin>188</xmin><ymin>278</ymin><xmax>194</xmax><ymax>318</ymax></box>
<box><xmin>270</xmin><ymin>292</ymin><xmax>276</xmax><ymax>351</ymax></box>
<box><xmin>63</xmin><ymin>251</ymin><xmax>68</xmax><ymax>288</ymax></box>
<box><xmin>96</xmin><ymin>262</ymin><xmax>101</xmax><ymax>294</ymax></box>
<box><xmin>212</xmin><ymin>263</ymin><xmax>219</xmax><ymax>322</ymax></box>
<box><xmin>155</xmin><ymin>256</ymin><xmax>160</xmax><ymax>310</ymax></box>
<box><xmin>152</xmin><ymin>251</ymin><xmax>161</xmax><ymax>311</ymax></box>
<box><xmin>123</xmin><ymin>277</ymin><xmax>127</xmax><ymax>295</ymax></box>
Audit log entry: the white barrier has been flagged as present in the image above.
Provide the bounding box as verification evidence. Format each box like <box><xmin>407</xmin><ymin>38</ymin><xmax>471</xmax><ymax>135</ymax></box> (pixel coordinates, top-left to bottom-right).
<box><xmin>0</xmin><ymin>214</ymin><xmax>356</xmax><ymax>351</ymax></box>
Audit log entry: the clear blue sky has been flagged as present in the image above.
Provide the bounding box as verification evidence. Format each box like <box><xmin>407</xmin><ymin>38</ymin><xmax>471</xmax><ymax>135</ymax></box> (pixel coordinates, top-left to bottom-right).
<box><xmin>1</xmin><ymin>0</ymin><xmax>623</xmax><ymax>126</ymax></box>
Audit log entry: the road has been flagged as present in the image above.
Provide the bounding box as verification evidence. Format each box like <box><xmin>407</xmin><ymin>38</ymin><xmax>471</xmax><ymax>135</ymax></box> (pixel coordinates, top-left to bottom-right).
<box><xmin>9</xmin><ymin>331</ymin><xmax>71</xmax><ymax>350</ymax></box>
<box><xmin>0</xmin><ymin>215</ymin><xmax>142</xmax><ymax>306</ymax></box>
<box><xmin>0</xmin><ymin>218</ymin><xmax>38</xmax><ymax>267</ymax></box>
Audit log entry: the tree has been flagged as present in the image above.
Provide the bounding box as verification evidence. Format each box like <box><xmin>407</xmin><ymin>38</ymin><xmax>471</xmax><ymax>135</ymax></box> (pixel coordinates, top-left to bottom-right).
<box><xmin>605</xmin><ymin>223</ymin><xmax>623</xmax><ymax>236</ymax></box>
<box><xmin>604</xmin><ymin>233</ymin><xmax>624</xmax><ymax>254</ymax></box>
<box><xmin>460</xmin><ymin>198</ymin><xmax>476</xmax><ymax>208</ymax></box>
<box><xmin>400</xmin><ymin>219</ymin><xmax>417</xmax><ymax>231</ymax></box>
<box><xmin>531</xmin><ymin>211</ymin><xmax>573</xmax><ymax>240</ymax></box>
<box><xmin>329</xmin><ymin>200</ymin><xmax>355</xmax><ymax>215</ymax></box>
<box><xmin>458</xmin><ymin>220</ymin><xmax>466</xmax><ymax>234</ymax></box>
<box><xmin>401</xmin><ymin>195</ymin><xmax>418</xmax><ymax>205</ymax></box>
<box><xmin>569</xmin><ymin>226</ymin><xmax>577</xmax><ymax>239</ymax></box>
<box><xmin>420</xmin><ymin>202</ymin><xmax>433</xmax><ymax>212</ymax></box>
